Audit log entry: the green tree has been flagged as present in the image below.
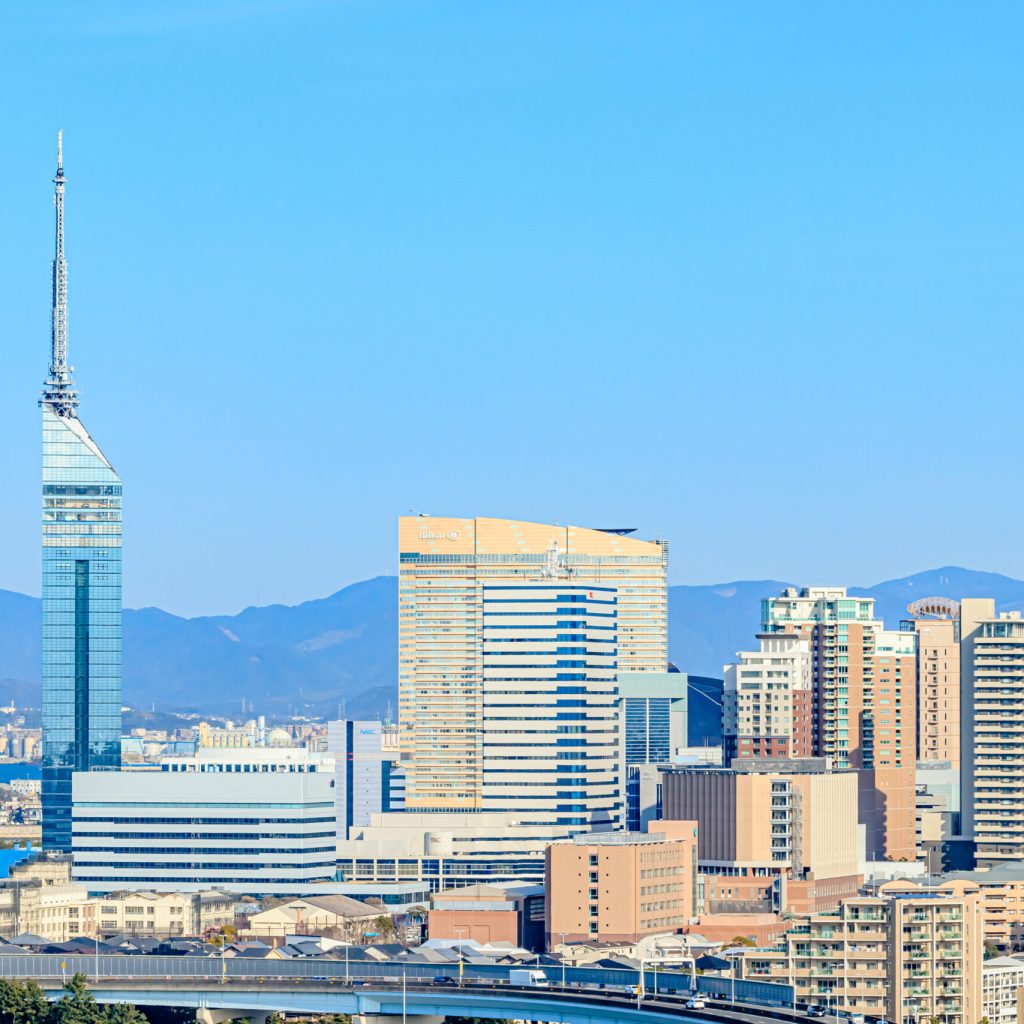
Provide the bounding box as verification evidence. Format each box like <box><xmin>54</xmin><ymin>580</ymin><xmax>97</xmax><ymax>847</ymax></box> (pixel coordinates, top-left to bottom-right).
<box><xmin>728</xmin><ymin>936</ymin><xmax>756</xmax><ymax>947</ymax></box>
<box><xmin>47</xmin><ymin>973</ymin><xmax>104</xmax><ymax>1024</ymax></box>
<box><xmin>102</xmin><ymin>1006</ymin><xmax>147</xmax><ymax>1024</ymax></box>
<box><xmin>0</xmin><ymin>978</ymin><xmax>50</xmax><ymax>1024</ymax></box>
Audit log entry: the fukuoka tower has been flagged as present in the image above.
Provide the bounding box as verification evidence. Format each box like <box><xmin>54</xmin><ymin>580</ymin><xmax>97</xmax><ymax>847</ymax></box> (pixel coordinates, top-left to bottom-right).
<box><xmin>40</xmin><ymin>132</ymin><xmax>122</xmax><ymax>851</ymax></box>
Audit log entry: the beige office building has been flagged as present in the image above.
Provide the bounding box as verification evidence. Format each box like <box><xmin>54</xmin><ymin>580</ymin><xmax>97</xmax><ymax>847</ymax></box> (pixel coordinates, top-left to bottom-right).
<box><xmin>961</xmin><ymin>600</ymin><xmax>1024</xmax><ymax>865</ymax></box>
<box><xmin>761</xmin><ymin>587</ymin><xmax>917</xmax><ymax>860</ymax></box>
<box><xmin>398</xmin><ymin>517</ymin><xmax>668</xmax><ymax>811</ymax></box>
<box><xmin>661</xmin><ymin>758</ymin><xmax>861</xmax><ymax>913</ymax></box>
<box><xmin>545</xmin><ymin>820</ymin><xmax>698</xmax><ymax>946</ymax></box>
<box><xmin>737</xmin><ymin>879</ymin><xmax>984</xmax><ymax>1024</ymax></box>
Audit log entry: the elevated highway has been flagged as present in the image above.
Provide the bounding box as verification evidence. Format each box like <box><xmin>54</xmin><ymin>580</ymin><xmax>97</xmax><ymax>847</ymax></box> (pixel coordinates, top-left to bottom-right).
<box><xmin>0</xmin><ymin>954</ymin><xmax>799</xmax><ymax>1024</ymax></box>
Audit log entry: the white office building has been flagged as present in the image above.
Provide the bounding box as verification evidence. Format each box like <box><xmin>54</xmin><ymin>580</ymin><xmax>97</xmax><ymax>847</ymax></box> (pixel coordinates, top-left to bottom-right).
<box><xmin>327</xmin><ymin>720</ymin><xmax>401</xmax><ymax>842</ymax></box>
<box><xmin>478</xmin><ymin>582</ymin><xmax>621</xmax><ymax>829</ymax></box>
<box><xmin>71</xmin><ymin>749</ymin><xmax>337</xmax><ymax>894</ymax></box>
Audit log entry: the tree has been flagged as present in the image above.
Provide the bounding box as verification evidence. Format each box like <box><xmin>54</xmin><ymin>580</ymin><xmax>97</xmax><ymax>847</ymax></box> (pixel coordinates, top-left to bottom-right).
<box><xmin>0</xmin><ymin>978</ymin><xmax>50</xmax><ymax>1024</ymax></box>
<box><xmin>102</xmin><ymin>1007</ymin><xmax>147</xmax><ymax>1024</ymax></box>
<box><xmin>47</xmin><ymin>973</ymin><xmax>104</xmax><ymax>1024</ymax></box>
<box><xmin>728</xmin><ymin>936</ymin><xmax>756</xmax><ymax>947</ymax></box>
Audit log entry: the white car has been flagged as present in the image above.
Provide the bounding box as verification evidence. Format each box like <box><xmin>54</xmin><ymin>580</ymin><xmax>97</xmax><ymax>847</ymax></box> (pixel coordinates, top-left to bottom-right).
<box><xmin>685</xmin><ymin>998</ymin><xmax>707</xmax><ymax>1009</ymax></box>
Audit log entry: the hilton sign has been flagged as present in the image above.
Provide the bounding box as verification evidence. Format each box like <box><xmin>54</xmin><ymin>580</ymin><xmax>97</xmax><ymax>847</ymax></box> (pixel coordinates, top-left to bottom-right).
<box><xmin>419</xmin><ymin>530</ymin><xmax>461</xmax><ymax>541</ymax></box>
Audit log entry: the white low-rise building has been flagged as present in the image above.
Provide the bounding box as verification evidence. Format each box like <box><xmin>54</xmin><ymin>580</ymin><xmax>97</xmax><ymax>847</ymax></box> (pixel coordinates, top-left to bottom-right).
<box><xmin>72</xmin><ymin>749</ymin><xmax>337</xmax><ymax>894</ymax></box>
<box><xmin>982</xmin><ymin>955</ymin><xmax>1024</xmax><ymax>1024</ymax></box>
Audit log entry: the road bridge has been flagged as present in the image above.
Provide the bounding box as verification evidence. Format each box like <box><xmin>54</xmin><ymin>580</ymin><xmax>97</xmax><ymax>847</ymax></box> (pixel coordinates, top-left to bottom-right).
<box><xmin>0</xmin><ymin>954</ymin><xmax>798</xmax><ymax>1024</ymax></box>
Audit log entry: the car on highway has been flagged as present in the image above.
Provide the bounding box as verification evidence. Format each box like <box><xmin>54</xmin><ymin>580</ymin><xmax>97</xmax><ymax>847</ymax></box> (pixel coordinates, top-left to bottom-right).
<box><xmin>685</xmin><ymin>998</ymin><xmax>707</xmax><ymax>1009</ymax></box>
<box><xmin>806</xmin><ymin>1006</ymin><xmax>827</xmax><ymax>1018</ymax></box>
<box><xmin>433</xmin><ymin>975</ymin><xmax>456</xmax><ymax>985</ymax></box>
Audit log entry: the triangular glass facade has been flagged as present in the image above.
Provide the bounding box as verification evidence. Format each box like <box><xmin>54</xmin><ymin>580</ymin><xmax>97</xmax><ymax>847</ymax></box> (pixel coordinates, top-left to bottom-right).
<box><xmin>41</xmin><ymin>405</ymin><xmax>122</xmax><ymax>851</ymax></box>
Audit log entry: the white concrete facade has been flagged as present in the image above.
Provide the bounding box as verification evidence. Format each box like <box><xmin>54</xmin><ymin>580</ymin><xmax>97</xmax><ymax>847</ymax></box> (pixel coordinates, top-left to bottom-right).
<box><xmin>71</xmin><ymin>750</ymin><xmax>337</xmax><ymax>893</ymax></box>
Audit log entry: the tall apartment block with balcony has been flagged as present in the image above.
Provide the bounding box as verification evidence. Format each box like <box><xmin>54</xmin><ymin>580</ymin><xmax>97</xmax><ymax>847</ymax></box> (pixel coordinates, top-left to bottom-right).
<box><xmin>960</xmin><ymin>600</ymin><xmax>1024</xmax><ymax>866</ymax></box>
<box><xmin>722</xmin><ymin>634</ymin><xmax>813</xmax><ymax>765</ymax></box>
<box><xmin>735</xmin><ymin>879</ymin><xmax>983</xmax><ymax>1024</ymax></box>
<box><xmin>760</xmin><ymin>587</ymin><xmax>917</xmax><ymax>860</ymax></box>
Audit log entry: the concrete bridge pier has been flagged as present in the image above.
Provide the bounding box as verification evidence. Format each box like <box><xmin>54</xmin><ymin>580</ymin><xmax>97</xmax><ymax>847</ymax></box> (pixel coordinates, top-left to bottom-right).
<box><xmin>196</xmin><ymin>1008</ymin><xmax>272</xmax><ymax>1024</ymax></box>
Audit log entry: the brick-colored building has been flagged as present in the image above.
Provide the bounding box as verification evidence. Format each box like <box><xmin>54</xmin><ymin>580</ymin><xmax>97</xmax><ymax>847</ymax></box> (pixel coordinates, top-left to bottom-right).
<box><xmin>427</xmin><ymin>882</ymin><xmax>543</xmax><ymax>950</ymax></box>
<box><xmin>545</xmin><ymin>821</ymin><xmax>697</xmax><ymax>948</ymax></box>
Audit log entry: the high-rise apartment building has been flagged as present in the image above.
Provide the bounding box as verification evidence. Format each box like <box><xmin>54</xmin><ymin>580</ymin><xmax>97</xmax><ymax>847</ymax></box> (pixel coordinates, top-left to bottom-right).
<box><xmin>904</xmin><ymin>599</ymin><xmax>961</xmax><ymax>765</ymax></box>
<box><xmin>960</xmin><ymin>600</ymin><xmax>1024</xmax><ymax>865</ymax></box>
<box><xmin>722</xmin><ymin>635</ymin><xmax>813</xmax><ymax>764</ymax></box>
<box><xmin>760</xmin><ymin>587</ymin><xmax>916</xmax><ymax>860</ymax></box>
<box><xmin>398</xmin><ymin>517</ymin><xmax>668</xmax><ymax>813</ymax></box>
<box><xmin>40</xmin><ymin>135</ymin><xmax>122</xmax><ymax>851</ymax></box>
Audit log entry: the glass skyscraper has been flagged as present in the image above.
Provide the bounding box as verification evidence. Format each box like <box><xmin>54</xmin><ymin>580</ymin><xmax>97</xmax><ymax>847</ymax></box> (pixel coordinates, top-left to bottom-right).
<box><xmin>40</xmin><ymin>134</ymin><xmax>122</xmax><ymax>851</ymax></box>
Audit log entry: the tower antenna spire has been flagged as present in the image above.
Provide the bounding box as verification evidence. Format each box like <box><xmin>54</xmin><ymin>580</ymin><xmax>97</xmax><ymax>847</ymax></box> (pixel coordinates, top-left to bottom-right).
<box><xmin>41</xmin><ymin>129</ymin><xmax>78</xmax><ymax>418</ymax></box>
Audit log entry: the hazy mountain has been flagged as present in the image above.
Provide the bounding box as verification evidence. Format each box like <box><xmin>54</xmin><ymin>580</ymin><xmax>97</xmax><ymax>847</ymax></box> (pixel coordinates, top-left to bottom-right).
<box><xmin>0</xmin><ymin>576</ymin><xmax>396</xmax><ymax>718</ymax></box>
<box><xmin>0</xmin><ymin>565</ymin><xmax>1021</xmax><ymax>721</ymax></box>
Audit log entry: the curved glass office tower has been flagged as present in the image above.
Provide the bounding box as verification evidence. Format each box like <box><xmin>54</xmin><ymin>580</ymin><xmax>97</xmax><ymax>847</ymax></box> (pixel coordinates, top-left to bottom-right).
<box><xmin>41</xmin><ymin>133</ymin><xmax>122</xmax><ymax>851</ymax></box>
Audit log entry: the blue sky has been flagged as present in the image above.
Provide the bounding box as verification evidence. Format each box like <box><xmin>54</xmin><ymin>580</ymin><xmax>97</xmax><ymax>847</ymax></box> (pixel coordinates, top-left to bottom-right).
<box><xmin>2</xmin><ymin>2</ymin><xmax>1023</xmax><ymax>616</ymax></box>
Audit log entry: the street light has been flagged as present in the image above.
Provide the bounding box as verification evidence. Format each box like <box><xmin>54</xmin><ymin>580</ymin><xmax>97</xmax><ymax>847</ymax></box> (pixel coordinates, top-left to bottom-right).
<box><xmin>559</xmin><ymin>933</ymin><xmax>567</xmax><ymax>988</ymax></box>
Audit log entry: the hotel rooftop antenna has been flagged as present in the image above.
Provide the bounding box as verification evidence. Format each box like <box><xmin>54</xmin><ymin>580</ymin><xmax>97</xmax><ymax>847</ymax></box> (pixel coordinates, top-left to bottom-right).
<box><xmin>41</xmin><ymin>130</ymin><xmax>78</xmax><ymax>419</ymax></box>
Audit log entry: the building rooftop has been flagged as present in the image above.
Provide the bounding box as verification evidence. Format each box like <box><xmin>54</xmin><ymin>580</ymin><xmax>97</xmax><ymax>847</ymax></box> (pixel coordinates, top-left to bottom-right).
<box><xmin>945</xmin><ymin>862</ymin><xmax>1024</xmax><ymax>884</ymax></box>
<box><xmin>663</xmin><ymin>756</ymin><xmax>841</xmax><ymax>776</ymax></box>
<box><xmin>571</xmin><ymin>831</ymin><xmax>667</xmax><ymax>846</ymax></box>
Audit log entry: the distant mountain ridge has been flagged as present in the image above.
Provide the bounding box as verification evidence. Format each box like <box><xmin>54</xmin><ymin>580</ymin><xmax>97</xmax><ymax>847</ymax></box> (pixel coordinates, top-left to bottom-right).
<box><xmin>0</xmin><ymin>565</ymin><xmax>1018</xmax><ymax>718</ymax></box>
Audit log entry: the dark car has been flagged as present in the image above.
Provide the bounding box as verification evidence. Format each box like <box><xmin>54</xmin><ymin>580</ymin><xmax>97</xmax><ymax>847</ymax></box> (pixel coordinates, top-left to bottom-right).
<box><xmin>433</xmin><ymin>975</ymin><xmax>457</xmax><ymax>985</ymax></box>
<box><xmin>806</xmin><ymin>1007</ymin><xmax>827</xmax><ymax>1018</ymax></box>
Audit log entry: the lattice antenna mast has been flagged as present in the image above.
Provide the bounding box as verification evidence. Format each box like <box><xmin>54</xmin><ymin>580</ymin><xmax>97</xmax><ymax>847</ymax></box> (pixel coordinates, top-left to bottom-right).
<box><xmin>41</xmin><ymin>130</ymin><xmax>78</xmax><ymax>418</ymax></box>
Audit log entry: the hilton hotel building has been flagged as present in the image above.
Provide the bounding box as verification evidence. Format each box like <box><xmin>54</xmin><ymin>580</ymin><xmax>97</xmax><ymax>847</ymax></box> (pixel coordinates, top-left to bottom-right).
<box><xmin>398</xmin><ymin>517</ymin><xmax>669</xmax><ymax>831</ymax></box>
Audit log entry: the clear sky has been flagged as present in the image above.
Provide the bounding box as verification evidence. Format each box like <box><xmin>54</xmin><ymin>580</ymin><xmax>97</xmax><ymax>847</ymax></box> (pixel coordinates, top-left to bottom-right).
<box><xmin>2</xmin><ymin>2</ymin><xmax>1023</xmax><ymax>616</ymax></box>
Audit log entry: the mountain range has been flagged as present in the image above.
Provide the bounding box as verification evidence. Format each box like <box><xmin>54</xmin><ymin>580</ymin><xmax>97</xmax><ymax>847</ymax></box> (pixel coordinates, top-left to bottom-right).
<box><xmin>1</xmin><ymin>565</ymin><xmax>1021</xmax><ymax>722</ymax></box>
